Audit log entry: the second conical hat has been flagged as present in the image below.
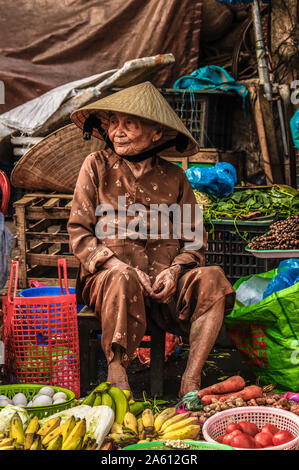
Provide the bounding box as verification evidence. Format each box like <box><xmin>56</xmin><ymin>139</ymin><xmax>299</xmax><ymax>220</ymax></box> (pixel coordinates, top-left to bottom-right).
<box><xmin>70</xmin><ymin>81</ymin><xmax>200</xmax><ymax>157</ymax></box>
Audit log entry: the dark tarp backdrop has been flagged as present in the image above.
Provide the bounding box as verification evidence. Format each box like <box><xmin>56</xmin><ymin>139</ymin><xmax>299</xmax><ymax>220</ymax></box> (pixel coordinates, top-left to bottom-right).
<box><xmin>0</xmin><ymin>0</ymin><xmax>202</xmax><ymax>113</ymax></box>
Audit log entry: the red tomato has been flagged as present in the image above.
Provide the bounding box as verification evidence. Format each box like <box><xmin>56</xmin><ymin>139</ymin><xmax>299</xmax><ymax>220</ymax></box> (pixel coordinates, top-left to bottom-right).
<box><xmin>254</xmin><ymin>432</ymin><xmax>274</xmax><ymax>448</ymax></box>
<box><xmin>260</xmin><ymin>424</ymin><xmax>279</xmax><ymax>436</ymax></box>
<box><xmin>230</xmin><ymin>433</ymin><xmax>256</xmax><ymax>449</ymax></box>
<box><xmin>226</xmin><ymin>422</ymin><xmax>242</xmax><ymax>434</ymax></box>
<box><xmin>222</xmin><ymin>430</ymin><xmax>243</xmax><ymax>446</ymax></box>
<box><xmin>216</xmin><ymin>435</ymin><xmax>225</xmax><ymax>443</ymax></box>
<box><xmin>272</xmin><ymin>430</ymin><xmax>295</xmax><ymax>446</ymax></box>
<box><xmin>238</xmin><ymin>421</ymin><xmax>259</xmax><ymax>437</ymax></box>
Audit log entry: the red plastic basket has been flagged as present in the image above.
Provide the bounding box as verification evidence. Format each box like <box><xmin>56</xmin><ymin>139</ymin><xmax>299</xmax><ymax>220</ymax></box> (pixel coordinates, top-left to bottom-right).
<box><xmin>2</xmin><ymin>259</ymin><xmax>80</xmax><ymax>398</ymax></box>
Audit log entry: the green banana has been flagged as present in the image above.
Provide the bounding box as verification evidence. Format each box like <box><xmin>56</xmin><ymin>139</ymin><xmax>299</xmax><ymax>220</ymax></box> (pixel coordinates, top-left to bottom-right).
<box><xmin>107</xmin><ymin>387</ymin><xmax>129</xmax><ymax>424</ymax></box>
<box><xmin>93</xmin><ymin>393</ymin><xmax>102</xmax><ymax>406</ymax></box>
<box><xmin>101</xmin><ymin>392</ymin><xmax>116</xmax><ymax>413</ymax></box>
<box><xmin>129</xmin><ymin>401</ymin><xmax>146</xmax><ymax>417</ymax></box>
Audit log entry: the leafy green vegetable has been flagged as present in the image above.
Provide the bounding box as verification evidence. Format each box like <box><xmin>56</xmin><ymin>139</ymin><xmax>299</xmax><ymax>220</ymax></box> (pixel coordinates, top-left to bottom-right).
<box><xmin>198</xmin><ymin>186</ymin><xmax>299</xmax><ymax>224</ymax></box>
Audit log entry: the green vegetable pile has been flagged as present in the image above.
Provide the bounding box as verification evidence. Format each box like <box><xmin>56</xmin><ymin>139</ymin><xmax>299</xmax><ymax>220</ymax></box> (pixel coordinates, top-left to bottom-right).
<box><xmin>194</xmin><ymin>185</ymin><xmax>299</xmax><ymax>223</ymax></box>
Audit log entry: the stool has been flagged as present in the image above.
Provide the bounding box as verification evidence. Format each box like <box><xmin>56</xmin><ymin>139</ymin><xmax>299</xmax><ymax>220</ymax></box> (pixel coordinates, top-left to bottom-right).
<box><xmin>77</xmin><ymin>302</ymin><xmax>166</xmax><ymax>398</ymax></box>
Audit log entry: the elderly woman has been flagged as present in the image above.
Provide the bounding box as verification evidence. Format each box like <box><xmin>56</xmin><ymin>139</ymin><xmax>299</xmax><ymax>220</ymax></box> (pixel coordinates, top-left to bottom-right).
<box><xmin>68</xmin><ymin>82</ymin><xmax>235</xmax><ymax>397</ymax></box>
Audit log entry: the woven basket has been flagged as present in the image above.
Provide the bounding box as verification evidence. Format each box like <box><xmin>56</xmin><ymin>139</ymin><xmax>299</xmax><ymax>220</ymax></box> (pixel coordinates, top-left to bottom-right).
<box><xmin>202</xmin><ymin>406</ymin><xmax>299</xmax><ymax>451</ymax></box>
<box><xmin>10</xmin><ymin>123</ymin><xmax>105</xmax><ymax>194</ymax></box>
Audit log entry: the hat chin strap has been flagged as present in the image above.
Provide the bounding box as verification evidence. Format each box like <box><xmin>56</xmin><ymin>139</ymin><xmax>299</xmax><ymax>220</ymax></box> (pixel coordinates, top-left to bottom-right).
<box><xmin>82</xmin><ymin>114</ymin><xmax>189</xmax><ymax>162</ymax></box>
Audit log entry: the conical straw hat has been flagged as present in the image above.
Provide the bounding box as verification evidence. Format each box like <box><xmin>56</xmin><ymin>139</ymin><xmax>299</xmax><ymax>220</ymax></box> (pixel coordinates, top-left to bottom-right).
<box><xmin>10</xmin><ymin>123</ymin><xmax>105</xmax><ymax>194</ymax></box>
<box><xmin>71</xmin><ymin>81</ymin><xmax>200</xmax><ymax>157</ymax></box>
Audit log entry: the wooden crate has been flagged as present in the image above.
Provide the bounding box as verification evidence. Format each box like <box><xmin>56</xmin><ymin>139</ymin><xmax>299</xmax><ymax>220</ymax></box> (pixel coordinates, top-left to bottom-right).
<box><xmin>13</xmin><ymin>192</ymin><xmax>78</xmax><ymax>289</ymax></box>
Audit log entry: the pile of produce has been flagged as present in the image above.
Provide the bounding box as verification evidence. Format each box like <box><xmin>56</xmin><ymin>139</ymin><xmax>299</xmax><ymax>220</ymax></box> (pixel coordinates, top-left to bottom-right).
<box><xmin>248</xmin><ymin>215</ymin><xmax>299</xmax><ymax>250</ymax></box>
<box><xmin>217</xmin><ymin>420</ymin><xmax>296</xmax><ymax>449</ymax></box>
<box><xmin>179</xmin><ymin>376</ymin><xmax>299</xmax><ymax>422</ymax></box>
<box><xmin>0</xmin><ymin>386</ymin><xmax>69</xmax><ymax>408</ymax></box>
<box><xmin>193</xmin><ymin>185</ymin><xmax>299</xmax><ymax>223</ymax></box>
<box><xmin>0</xmin><ymin>404</ymin><xmax>114</xmax><ymax>450</ymax></box>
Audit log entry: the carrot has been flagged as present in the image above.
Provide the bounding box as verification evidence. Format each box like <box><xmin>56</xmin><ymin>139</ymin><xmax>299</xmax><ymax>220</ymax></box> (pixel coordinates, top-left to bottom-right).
<box><xmin>197</xmin><ymin>376</ymin><xmax>246</xmax><ymax>399</ymax></box>
<box><xmin>218</xmin><ymin>385</ymin><xmax>263</xmax><ymax>402</ymax></box>
<box><xmin>200</xmin><ymin>385</ymin><xmax>263</xmax><ymax>405</ymax></box>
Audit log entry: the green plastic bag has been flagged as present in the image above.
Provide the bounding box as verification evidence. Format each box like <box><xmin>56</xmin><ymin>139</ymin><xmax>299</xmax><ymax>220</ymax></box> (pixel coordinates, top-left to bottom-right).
<box><xmin>224</xmin><ymin>269</ymin><xmax>299</xmax><ymax>392</ymax></box>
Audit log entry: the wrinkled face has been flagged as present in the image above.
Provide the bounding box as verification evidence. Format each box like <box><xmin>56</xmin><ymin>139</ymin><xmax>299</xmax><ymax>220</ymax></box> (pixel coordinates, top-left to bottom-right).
<box><xmin>107</xmin><ymin>112</ymin><xmax>163</xmax><ymax>156</ymax></box>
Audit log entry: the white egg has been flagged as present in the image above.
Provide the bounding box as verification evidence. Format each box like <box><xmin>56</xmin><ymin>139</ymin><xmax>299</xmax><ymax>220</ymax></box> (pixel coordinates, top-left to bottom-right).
<box><xmin>27</xmin><ymin>400</ymin><xmax>33</xmax><ymax>407</ymax></box>
<box><xmin>32</xmin><ymin>394</ymin><xmax>53</xmax><ymax>406</ymax></box>
<box><xmin>0</xmin><ymin>394</ymin><xmax>8</xmax><ymax>400</ymax></box>
<box><xmin>52</xmin><ymin>392</ymin><xmax>67</xmax><ymax>402</ymax></box>
<box><xmin>0</xmin><ymin>399</ymin><xmax>11</xmax><ymax>406</ymax></box>
<box><xmin>37</xmin><ymin>386</ymin><xmax>55</xmax><ymax>398</ymax></box>
<box><xmin>12</xmin><ymin>393</ymin><xmax>28</xmax><ymax>406</ymax></box>
<box><xmin>53</xmin><ymin>397</ymin><xmax>66</xmax><ymax>404</ymax></box>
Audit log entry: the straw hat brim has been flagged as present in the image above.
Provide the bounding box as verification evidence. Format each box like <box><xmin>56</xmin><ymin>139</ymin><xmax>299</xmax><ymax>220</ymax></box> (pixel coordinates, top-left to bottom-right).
<box><xmin>10</xmin><ymin>123</ymin><xmax>105</xmax><ymax>194</ymax></box>
<box><xmin>70</xmin><ymin>81</ymin><xmax>200</xmax><ymax>158</ymax></box>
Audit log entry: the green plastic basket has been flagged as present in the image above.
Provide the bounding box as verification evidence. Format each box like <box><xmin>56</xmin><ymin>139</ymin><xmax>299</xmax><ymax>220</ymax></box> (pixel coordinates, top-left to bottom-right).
<box><xmin>0</xmin><ymin>384</ymin><xmax>75</xmax><ymax>419</ymax></box>
<box><xmin>123</xmin><ymin>440</ymin><xmax>235</xmax><ymax>451</ymax></box>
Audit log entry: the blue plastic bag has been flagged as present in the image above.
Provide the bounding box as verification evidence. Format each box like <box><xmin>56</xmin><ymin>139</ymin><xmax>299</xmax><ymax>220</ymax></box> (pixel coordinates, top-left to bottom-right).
<box><xmin>290</xmin><ymin>109</ymin><xmax>299</xmax><ymax>149</ymax></box>
<box><xmin>185</xmin><ymin>162</ymin><xmax>237</xmax><ymax>197</ymax></box>
<box><xmin>263</xmin><ymin>259</ymin><xmax>299</xmax><ymax>299</ymax></box>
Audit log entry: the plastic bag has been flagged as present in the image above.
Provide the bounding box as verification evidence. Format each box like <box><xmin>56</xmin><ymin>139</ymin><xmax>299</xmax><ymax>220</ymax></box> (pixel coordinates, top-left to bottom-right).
<box><xmin>185</xmin><ymin>162</ymin><xmax>237</xmax><ymax>197</ymax></box>
<box><xmin>225</xmin><ymin>269</ymin><xmax>299</xmax><ymax>391</ymax></box>
<box><xmin>263</xmin><ymin>259</ymin><xmax>299</xmax><ymax>299</ymax></box>
<box><xmin>235</xmin><ymin>275</ymin><xmax>272</xmax><ymax>306</ymax></box>
<box><xmin>290</xmin><ymin>109</ymin><xmax>299</xmax><ymax>149</ymax></box>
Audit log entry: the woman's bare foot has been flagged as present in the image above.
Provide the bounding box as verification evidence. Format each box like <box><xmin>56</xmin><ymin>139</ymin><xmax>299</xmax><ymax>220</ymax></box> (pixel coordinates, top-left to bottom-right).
<box><xmin>107</xmin><ymin>361</ymin><xmax>131</xmax><ymax>391</ymax></box>
<box><xmin>179</xmin><ymin>374</ymin><xmax>201</xmax><ymax>398</ymax></box>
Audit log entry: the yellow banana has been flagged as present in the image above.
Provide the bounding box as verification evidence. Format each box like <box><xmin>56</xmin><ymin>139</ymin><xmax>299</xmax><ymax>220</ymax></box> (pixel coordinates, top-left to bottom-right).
<box><xmin>0</xmin><ymin>433</ymin><xmax>5</xmax><ymax>439</ymax></box>
<box><xmin>159</xmin><ymin>412</ymin><xmax>191</xmax><ymax>433</ymax></box>
<box><xmin>30</xmin><ymin>435</ymin><xmax>42</xmax><ymax>450</ymax></box>
<box><xmin>24</xmin><ymin>433</ymin><xmax>35</xmax><ymax>450</ymax></box>
<box><xmin>46</xmin><ymin>434</ymin><xmax>63</xmax><ymax>450</ymax></box>
<box><xmin>25</xmin><ymin>415</ymin><xmax>39</xmax><ymax>435</ymax></box>
<box><xmin>86</xmin><ymin>438</ymin><xmax>97</xmax><ymax>450</ymax></box>
<box><xmin>9</xmin><ymin>413</ymin><xmax>24</xmax><ymax>445</ymax></box>
<box><xmin>63</xmin><ymin>436</ymin><xmax>83</xmax><ymax>450</ymax></box>
<box><xmin>37</xmin><ymin>416</ymin><xmax>61</xmax><ymax>438</ymax></box>
<box><xmin>160</xmin><ymin>416</ymin><xmax>199</xmax><ymax>435</ymax></box>
<box><xmin>62</xmin><ymin>418</ymin><xmax>86</xmax><ymax>450</ymax></box>
<box><xmin>111</xmin><ymin>422</ymin><xmax>124</xmax><ymax>435</ymax></box>
<box><xmin>122</xmin><ymin>390</ymin><xmax>132</xmax><ymax>401</ymax></box>
<box><xmin>0</xmin><ymin>438</ymin><xmax>15</xmax><ymax>448</ymax></box>
<box><xmin>141</xmin><ymin>409</ymin><xmax>155</xmax><ymax>433</ymax></box>
<box><xmin>123</xmin><ymin>412</ymin><xmax>138</xmax><ymax>435</ymax></box>
<box><xmin>42</xmin><ymin>416</ymin><xmax>76</xmax><ymax>446</ymax></box>
<box><xmin>160</xmin><ymin>424</ymin><xmax>201</xmax><ymax>440</ymax></box>
<box><xmin>107</xmin><ymin>387</ymin><xmax>128</xmax><ymax>424</ymax></box>
<box><xmin>0</xmin><ymin>446</ymin><xmax>15</xmax><ymax>450</ymax></box>
<box><xmin>154</xmin><ymin>407</ymin><xmax>177</xmax><ymax>432</ymax></box>
<box><xmin>137</xmin><ymin>417</ymin><xmax>145</xmax><ymax>440</ymax></box>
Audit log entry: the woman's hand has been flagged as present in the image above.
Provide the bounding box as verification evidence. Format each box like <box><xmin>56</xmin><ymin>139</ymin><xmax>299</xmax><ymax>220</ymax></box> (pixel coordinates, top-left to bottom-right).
<box><xmin>151</xmin><ymin>265</ymin><xmax>182</xmax><ymax>303</ymax></box>
<box><xmin>102</xmin><ymin>256</ymin><xmax>153</xmax><ymax>296</ymax></box>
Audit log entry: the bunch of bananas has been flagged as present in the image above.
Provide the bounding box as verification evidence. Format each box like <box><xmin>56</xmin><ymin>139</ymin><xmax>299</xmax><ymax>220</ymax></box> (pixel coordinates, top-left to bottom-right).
<box><xmin>0</xmin><ymin>412</ymin><xmax>97</xmax><ymax>450</ymax></box>
<box><xmin>82</xmin><ymin>382</ymin><xmax>145</xmax><ymax>424</ymax></box>
<box><xmin>107</xmin><ymin>407</ymin><xmax>201</xmax><ymax>448</ymax></box>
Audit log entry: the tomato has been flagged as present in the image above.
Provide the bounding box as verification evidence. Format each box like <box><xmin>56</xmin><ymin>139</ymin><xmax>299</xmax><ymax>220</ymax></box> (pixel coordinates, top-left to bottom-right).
<box><xmin>260</xmin><ymin>424</ymin><xmax>279</xmax><ymax>436</ymax></box>
<box><xmin>230</xmin><ymin>432</ymin><xmax>256</xmax><ymax>449</ymax></box>
<box><xmin>222</xmin><ymin>429</ymin><xmax>243</xmax><ymax>446</ymax></box>
<box><xmin>254</xmin><ymin>432</ymin><xmax>274</xmax><ymax>448</ymax></box>
<box><xmin>238</xmin><ymin>421</ymin><xmax>259</xmax><ymax>437</ymax></box>
<box><xmin>216</xmin><ymin>435</ymin><xmax>225</xmax><ymax>443</ymax></box>
<box><xmin>226</xmin><ymin>422</ymin><xmax>242</xmax><ymax>434</ymax></box>
<box><xmin>272</xmin><ymin>430</ymin><xmax>295</xmax><ymax>446</ymax></box>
